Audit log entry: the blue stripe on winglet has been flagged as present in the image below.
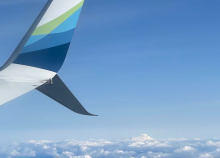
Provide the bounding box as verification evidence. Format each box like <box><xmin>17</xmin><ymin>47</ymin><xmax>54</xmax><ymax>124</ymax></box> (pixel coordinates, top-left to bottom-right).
<box><xmin>22</xmin><ymin>29</ymin><xmax>74</xmax><ymax>53</ymax></box>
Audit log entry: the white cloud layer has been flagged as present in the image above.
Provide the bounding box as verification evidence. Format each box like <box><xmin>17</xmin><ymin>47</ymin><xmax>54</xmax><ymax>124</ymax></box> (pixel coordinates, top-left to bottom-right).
<box><xmin>1</xmin><ymin>134</ymin><xmax>220</xmax><ymax>158</ymax></box>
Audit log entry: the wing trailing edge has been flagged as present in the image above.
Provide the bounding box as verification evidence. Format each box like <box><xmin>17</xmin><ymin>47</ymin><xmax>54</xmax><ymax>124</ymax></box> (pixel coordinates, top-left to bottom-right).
<box><xmin>36</xmin><ymin>75</ymin><xmax>97</xmax><ymax>116</ymax></box>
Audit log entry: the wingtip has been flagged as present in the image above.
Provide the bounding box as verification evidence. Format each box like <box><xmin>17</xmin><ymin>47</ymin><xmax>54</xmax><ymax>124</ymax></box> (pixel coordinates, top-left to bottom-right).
<box><xmin>90</xmin><ymin>114</ymin><xmax>98</xmax><ymax>117</ymax></box>
<box><xmin>81</xmin><ymin>112</ymin><xmax>98</xmax><ymax>116</ymax></box>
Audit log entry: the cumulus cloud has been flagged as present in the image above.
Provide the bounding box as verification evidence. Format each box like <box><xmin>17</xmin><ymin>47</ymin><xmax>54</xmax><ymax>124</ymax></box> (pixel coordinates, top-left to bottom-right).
<box><xmin>1</xmin><ymin>134</ymin><xmax>220</xmax><ymax>158</ymax></box>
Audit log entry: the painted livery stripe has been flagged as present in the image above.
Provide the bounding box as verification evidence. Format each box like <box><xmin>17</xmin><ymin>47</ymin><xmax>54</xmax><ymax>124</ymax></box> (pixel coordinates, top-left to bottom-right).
<box><xmin>25</xmin><ymin>8</ymin><xmax>81</xmax><ymax>47</ymax></box>
<box><xmin>22</xmin><ymin>29</ymin><xmax>74</xmax><ymax>53</ymax></box>
<box><xmin>25</xmin><ymin>34</ymin><xmax>46</xmax><ymax>46</ymax></box>
<box><xmin>51</xmin><ymin>8</ymin><xmax>82</xmax><ymax>34</ymax></box>
<box><xmin>32</xmin><ymin>1</ymin><xmax>83</xmax><ymax>35</ymax></box>
<box><xmin>14</xmin><ymin>43</ymin><xmax>70</xmax><ymax>72</ymax></box>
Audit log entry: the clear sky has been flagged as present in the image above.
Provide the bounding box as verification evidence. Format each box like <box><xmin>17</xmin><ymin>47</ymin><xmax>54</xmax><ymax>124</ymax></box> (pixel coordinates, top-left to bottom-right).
<box><xmin>0</xmin><ymin>0</ymin><xmax>220</xmax><ymax>145</ymax></box>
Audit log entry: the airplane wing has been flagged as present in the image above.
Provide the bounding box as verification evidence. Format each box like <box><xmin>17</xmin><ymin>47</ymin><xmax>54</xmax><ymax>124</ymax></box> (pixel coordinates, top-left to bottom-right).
<box><xmin>0</xmin><ymin>64</ymin><xmax>55</xmax><ymax>105</ymax></box>
<box><xmin>0</xmin><ymin>0</ymin><xmax>96</xmax><ymax>116</ymax></box>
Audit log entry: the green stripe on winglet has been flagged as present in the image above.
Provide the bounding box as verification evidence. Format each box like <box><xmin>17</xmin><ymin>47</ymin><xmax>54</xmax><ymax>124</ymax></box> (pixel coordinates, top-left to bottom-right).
<box><xmin>32</xmin><ymin>1</ymin><xmax>84</xmax><ymax>35</ymax></box>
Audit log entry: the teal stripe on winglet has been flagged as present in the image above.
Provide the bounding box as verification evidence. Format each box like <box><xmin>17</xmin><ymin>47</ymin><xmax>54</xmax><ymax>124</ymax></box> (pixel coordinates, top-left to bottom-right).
<box><xmin>24</xmin><ymin>8</ymin><xmax>81</xmax><ymax>48</ymax></box>
<box><xmin>32</xmin><ymin>1</ymin><xmax>84</xmax><ymax>35</ymax></box>
<box><xmin>22</xmin><ymin>29</ymin><xmax>75</xmax><ymax>53</ymax></box>
<box><xmin>51</xmin><ymin>8</ymin><xmax>82</xmax><ymax>34</ymax></box>
<box><xmin>25</xmin><ymin>35</ymin><xmax>46</xmax><ymax>46</ymax></box>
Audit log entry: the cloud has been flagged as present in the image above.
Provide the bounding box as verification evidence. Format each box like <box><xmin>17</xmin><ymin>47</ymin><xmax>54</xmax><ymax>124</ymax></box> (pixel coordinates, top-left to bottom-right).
<box><xmin>1</xmin><ymin>134</ymin><xmax>220</xmax><ymax>158</ymax></box>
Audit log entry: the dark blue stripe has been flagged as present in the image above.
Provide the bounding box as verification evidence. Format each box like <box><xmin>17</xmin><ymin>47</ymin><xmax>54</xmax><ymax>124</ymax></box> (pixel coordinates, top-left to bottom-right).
<box><xmin>13</xmin><ymin>43</ymin><xmax>70</xmax><ymax>72</ymax></box>
<box><xmin>22</xmin><ymin>29</ymin><xmax>74</xmax><ymax>53</ymax></box>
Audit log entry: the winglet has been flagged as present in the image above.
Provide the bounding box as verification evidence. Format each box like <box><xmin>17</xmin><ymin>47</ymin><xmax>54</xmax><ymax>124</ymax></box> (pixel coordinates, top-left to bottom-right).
<box><xmin>0</xmin><ymin>0</ymin><xmax>53</xmax><ymax>71</ymax></box>
<box><xmin>37</xmin><ymin>75</ymin><xmax>97</xmax><ymax>116</ymax></box>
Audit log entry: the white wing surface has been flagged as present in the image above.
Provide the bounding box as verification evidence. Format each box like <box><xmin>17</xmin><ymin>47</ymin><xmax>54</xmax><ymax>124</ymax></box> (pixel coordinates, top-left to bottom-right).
<box><xmin>0</xmin><ymin>64</ymin><xmax>56</xmax><ymax>105</ymax></box>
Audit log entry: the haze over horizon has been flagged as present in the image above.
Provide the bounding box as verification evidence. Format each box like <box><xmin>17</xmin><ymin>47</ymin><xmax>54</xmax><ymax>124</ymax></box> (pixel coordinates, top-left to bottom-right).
<box><xmin>1</xmin><ymin>133</ymin><xmax>220</xmax><ymax>158</ymax></box>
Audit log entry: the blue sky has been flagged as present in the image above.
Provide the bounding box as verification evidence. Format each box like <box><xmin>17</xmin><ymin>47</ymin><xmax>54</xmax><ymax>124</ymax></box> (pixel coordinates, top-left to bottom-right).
<box><xmin>0</xmin><ymin>0</ymin><xmax>220</xmax><ymax>145</ymax></box>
